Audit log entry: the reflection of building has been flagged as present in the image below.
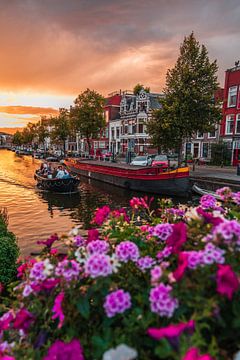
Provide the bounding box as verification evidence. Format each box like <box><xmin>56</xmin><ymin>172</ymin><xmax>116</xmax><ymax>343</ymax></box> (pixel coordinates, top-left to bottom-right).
<box><xmin>0</xmin><ymin>132</ymin><xmax>13</xmax><ymax>148</ymax></box>
<box><xmin>118</xmin><ymin>90</ymin><xmax>163</xmax><ymax>155</ymax></box>
<box><xmin>220</xmin><ymin>63</ymin><xmax>240</xmax><ymax>165</ymax></box>
<box><xmin>183</xmin><ymin>88</ymin><xmax>224</xmax><ymax>161</ymax></box>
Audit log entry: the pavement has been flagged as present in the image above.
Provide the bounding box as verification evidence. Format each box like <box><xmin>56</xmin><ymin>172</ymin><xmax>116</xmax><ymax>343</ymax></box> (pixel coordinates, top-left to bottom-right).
<box><xmin>189</xmin><ymin>165</ymin><xmax>240</xmax><ymax>182</ymax></box>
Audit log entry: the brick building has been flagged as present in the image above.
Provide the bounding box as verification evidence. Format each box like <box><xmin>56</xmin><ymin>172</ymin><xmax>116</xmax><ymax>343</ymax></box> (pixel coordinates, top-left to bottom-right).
<box><xmin>220</xmin><ymin>63</ymin><xmax>240</xmax><ymax>165</ymax></box>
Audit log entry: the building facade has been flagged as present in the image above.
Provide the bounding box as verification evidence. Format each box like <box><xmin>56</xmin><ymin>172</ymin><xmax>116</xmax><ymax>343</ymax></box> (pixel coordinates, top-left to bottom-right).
<box><xmin>183</xmin><ymin>88</ymin><xmax>224</xmax><ymax>161</ymax></box>
<box><xmin>111</xmin><ymin>89</ymin><xmax>163</xmax><ymax>155</ymax></box>
<box><xmin>220</xmin><ymin>63</ymin><xmax>240</xmax><ymax>165</ymax></box>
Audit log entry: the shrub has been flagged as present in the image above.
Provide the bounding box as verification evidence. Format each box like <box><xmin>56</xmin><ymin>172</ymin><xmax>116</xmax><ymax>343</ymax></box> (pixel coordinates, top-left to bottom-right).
<box><xmin>0</xmin><ymin>209</ymin><xmax>19</xmax><ymax>286</ymax></box>
<box><xmin>1</xmin><ymin>191</ymin><xmax>240</xmax><ymax>359</ymax></box>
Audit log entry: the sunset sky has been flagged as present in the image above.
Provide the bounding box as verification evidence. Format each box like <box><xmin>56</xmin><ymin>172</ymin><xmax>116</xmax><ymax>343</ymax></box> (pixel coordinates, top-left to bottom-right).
<box><xmin>0</xmin><ymin>0</ymin><xmax>240</xmax><ymax>132</ymax></box>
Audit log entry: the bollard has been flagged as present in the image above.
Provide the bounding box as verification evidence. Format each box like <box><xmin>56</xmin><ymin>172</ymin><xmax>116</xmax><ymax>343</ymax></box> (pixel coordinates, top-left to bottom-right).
<box><xmin>237</xmin><ymin>164</ymin><xmax>240</xmax><ymax>176</ymax></box>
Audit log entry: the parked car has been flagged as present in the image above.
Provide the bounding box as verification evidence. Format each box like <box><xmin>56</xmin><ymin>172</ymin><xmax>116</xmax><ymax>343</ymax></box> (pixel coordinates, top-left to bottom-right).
<box><xmin>151</xmin><ymin>154</ymin><xmax>168</xmax><ymax>168</ymax></box>
<box><xmin>130</xmin><ymin>156</ymin><xmax>152</xmax><ymax>166</ymax></box>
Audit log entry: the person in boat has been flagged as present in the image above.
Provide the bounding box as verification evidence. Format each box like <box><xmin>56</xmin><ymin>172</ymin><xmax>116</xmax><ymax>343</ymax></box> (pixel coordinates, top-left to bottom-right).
<box><xmin>55</xmin><ymin>165</ymin><xmax>71</xmax><ymax>179</ymax></box>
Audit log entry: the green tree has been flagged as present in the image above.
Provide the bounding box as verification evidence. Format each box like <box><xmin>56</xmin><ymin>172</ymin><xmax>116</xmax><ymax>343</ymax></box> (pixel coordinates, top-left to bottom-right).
<box><xmin>70</xmin><ymin>89</ymin><xmax>106</xmax><ymax>153</ymax></box>
<box><xmin>12</xmin><ymin>131</ymin><xmax>23</xmax><ymax>146</ymax></box>
<box><xmin>50</xmin><ymin>108</ymin><xmax>70</xmax><ymax>155</ymax></box>
<box><xmin>147</xmin><ymin>32</ymin><xmax>221</xmax><ymax>163</ymax></box>
<box><xmin>133</xmin><ymin>83</ymin><xmax>150</xmax><ymax>95</ymax></box>
<box><xmin>36</xmin><ymin>118</ymin><xmax>49</xmax><ymax>147</ymax></box>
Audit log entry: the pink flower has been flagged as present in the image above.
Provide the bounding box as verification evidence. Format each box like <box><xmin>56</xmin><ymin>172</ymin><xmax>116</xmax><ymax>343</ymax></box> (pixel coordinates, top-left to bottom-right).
<box><xmin>173</xmin><ymin>252</ymin><xmax>189</xmax><ymax>281</ymax></box>
<box><xmin>200</xmin><ymin>195</ymin><xmax>217</xmax><ymax>210</ymax></box>
<box><xmin>216</xmin><ymin>264</ymin><xmax>239</xmax><ymax>300</ymax></box>
<box><xmin>149</xmin><ymin>283</ymin><xmax>179</xmax><ymax>318</ymax></box>
<box><xmin>166</xmin><ymin>222</ymin><xmax>187</xmax><ymax>254</ymax></box>
<box><xmin>13</xmin><ymin>308</ymin><xmax>34</xmax><ymax>332</ymax></box>
<box><xmin>115</xmin><ymin>241</ymin><xmax>139</xmax><ymax>263</ymax></box>
<box><xmin>92</xmin><ymin>206</ymin><xmax>111</xmax><ymax>226</ymax></box>
<box><xmin>0</xmin><ymin>311</ymin><xmax>14</xmax><ymax>332</ymax></box>
<box><xmin>87</xmin><ymin>229</ymin><xmax>99</xmax><ymax>243</ymax></box>
<box><xmin>44</xmin><ymin>339</ymin><xmax>84</xmax><ymax>360</ymax></box>
<box><xmin>196</xmin><ymin>208</ymin><xmax>223</xmax><ymax>227</ymax></box>
<box><xmin>148</xmin><ymin>319</ymin><xmax>195</xmax><ymax>340</ymax></box>
<box><xmin>52</xmin><ymin>291</ymin><xmax>65</xmax><ymax>329</ymax></box>
<box><xmin>0</xmin><ymin>356</ymin><xmax>16</xmax><ymax>360</ymax></box>
<box><xmin>37</xmin><ymin>234</ymin><xmax>58</xmax><ymax>248</ymax></box>
<box><xmin>183</xmin><ymin>347</ymin><xmax>214</xmax><ymax>360</ymax></box>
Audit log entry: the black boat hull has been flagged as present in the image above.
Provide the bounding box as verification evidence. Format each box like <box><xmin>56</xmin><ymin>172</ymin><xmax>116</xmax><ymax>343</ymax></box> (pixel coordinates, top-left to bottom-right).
<box><xmin>35</xmin><ymin>173</ymin><xmax>80</xmax><ymax>193</ymax></box>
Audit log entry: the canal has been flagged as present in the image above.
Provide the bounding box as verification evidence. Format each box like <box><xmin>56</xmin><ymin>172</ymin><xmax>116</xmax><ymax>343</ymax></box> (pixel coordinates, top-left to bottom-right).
<box><xmin>0</xmin><ymin>149</ymin><xmax>189</xmax><ymax>254</ymax></box>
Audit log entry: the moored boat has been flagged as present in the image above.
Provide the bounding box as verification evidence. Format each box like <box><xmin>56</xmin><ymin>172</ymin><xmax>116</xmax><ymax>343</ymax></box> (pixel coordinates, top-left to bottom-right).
<box><xmin>192</xmin><ymin>184</ymin><xmax>222</xmax><ymax>200</ymax></box>
<box><xmin>65</xmin><ymin>159</ymin><xmax>190</xmax><ymax>196</ymax></box>
<box><xmin>34</xmin><ymin>172</ymin><xmax>80</xmax><ymax>193</ymax></box>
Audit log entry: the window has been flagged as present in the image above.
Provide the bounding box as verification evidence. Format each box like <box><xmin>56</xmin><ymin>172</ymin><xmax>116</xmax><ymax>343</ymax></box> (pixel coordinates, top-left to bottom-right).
<box><xmin>111</xmin><ymin>127</ymin><xmax>115</xmax><ymax>139</ymax></box>
<box><xmin>202</xmin><ymin>143</ymin><xmax>209</xmax><ymax>158</ymax></box>
<box><xmin>236</xmin><ymin>115</ymin><xmax>240</xmax><ymax>134</ymax></box>
<box><xmin>138</xmin><ymin>124</ymin><xmax>144</xmax><ymax>133</ymax></box>
<box><xmin>208</xmin><ymin>130</ymin><xmax>216</xmax><ymax>138</ymax></box>
<box><xmin>196</xmin><ymin>131</ymin><xmax>204</xmax><ymax>139</ymax></box>
<box><xmin>227</xmin><ymin>86</ymin><xmax>237</xmax><ymax>107</ymax></box>
<box><xmin>225</xmin><ymin>115</ymin><xmax>234</xmax><ymax>134</ymax></box>
<box><xmin>116</xmin><ymin>127</ymin><xmax>120</xmax><ymax>139</ymax></box>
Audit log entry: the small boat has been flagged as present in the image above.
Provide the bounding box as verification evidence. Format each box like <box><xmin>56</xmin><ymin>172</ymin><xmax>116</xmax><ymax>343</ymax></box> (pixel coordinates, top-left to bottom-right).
<box><xmin>65</xmin><ymin>159</ymin><xmax>190</xmax><ymax>196</ymax></box>
<box><xmin>192</xmin><ymin>184</ymin><xmax>222</xmax><ymax>200</ymax></box>
<box><xmin>34</xmin><ymin>172</ymin><xmax>80</xmax><ymax>193</ymax></box>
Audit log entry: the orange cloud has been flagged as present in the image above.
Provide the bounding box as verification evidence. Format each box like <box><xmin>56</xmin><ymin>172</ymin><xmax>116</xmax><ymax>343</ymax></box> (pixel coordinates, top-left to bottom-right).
<box><xmin>0</xmin><ymin>106</ymin><xmax>58</xmax><ymax>116</ymax></box>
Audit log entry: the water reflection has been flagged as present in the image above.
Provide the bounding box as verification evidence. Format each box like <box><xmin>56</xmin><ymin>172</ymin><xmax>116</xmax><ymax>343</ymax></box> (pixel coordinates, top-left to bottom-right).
<box><xmin>0</xmin><ymin>149</ymin><xmax>189</xmax><ymax>255</ymax></box>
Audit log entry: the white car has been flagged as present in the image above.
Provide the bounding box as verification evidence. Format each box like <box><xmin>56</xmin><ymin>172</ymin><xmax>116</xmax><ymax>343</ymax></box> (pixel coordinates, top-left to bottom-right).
<box><xmin>130</xmin><ymin>156</ymin><xmax>152</xmax><ymax>166</ymax></box>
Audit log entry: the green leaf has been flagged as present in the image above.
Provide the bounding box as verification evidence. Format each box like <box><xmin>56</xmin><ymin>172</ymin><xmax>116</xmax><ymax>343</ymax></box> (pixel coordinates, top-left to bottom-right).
<box><xmin>76</xmin><ymin>296</ymin><xmax>90</xmax><ymax>319</ymax></box>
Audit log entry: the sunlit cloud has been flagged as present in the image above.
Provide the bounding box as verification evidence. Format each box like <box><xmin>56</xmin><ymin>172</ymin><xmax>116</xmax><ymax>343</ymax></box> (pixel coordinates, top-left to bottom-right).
<box><xmin>0</xmin><ymin>0</ymin><xmax>239</xmax><ymax>130</ymax></box>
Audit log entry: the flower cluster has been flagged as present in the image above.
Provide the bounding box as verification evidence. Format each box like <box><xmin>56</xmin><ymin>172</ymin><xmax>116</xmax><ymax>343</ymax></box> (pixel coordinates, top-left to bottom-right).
<box><xmin>92</xmin><ymin>205</ymin><xmax>111</xmax><ymax>226</ymax></box>
<box><xmin>86</xmin><ymin>240</ymin><xmax>109</xmax><ymax>255</ymax></box>
<box><xmin>115</xmin><ymin>241</ymin><xmax>140</xmax><ymax>262</ymax></box>
<box><xmin>55</xmin><ymin>259</ymin><xmax>80</xmax><ymax>282</ymax></box>
<box><xmin>137</xmin><ymin>256</ymin><xmax>155</xmax><ymax>272</ymax></box>
<box><xmin>84</xmin><ymin>253</ymin><xmax>113</xmax><ymax>278</ymax></box>
<box><xmin>104</xmin><ymin>289</ymin><xmax>131</xmax><ymax>318</ymax></box>
<box><xmin>200</xmin><ymin>194</ymin><xmax>217</xmax><ymax>209</ymax></box>
<box><xmin>149</xmin><ymin>283</ymin><xmax>179</xmax><ymax>318</ymax></box>
<box><xmin>29</xmin><ymin>259</ymin><xmax>54</xmax><ymax>282</ymax></box>
<box><xmin>150</xmin><ymin>223</ymin><xmax>173</xmax><ymax>241</ymax></box>
<box><xmin>212</xmin><ymin>219</ymin><xmax>240</xmax><ymax>248</ymax></box>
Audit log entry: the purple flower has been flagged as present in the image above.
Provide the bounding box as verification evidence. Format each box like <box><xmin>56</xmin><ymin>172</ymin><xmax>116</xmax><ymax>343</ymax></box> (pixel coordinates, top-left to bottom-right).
<box><xmin>165</xmin><ymin>208</ymin><xmax>185</xmax><ymax>217</ymax></box>
<box><xmin>200</xmin><ymin>194</ymin><xmax>217</xmax><ymax>209</ymax></box>
<box><xmin>151</xmin><ymin>266</ymin><xmax>163</xmax><ymax>283</ymax></box>
<box><xmin>115</xmin><ymin>241</ymin><xmax>140</xmax><ymax>263</ymax></box>
<box><xmin>151</xmin><ymin>223</ymin><xmax>173</xmax><ymax>241</ymax></box>
<box><xmin>86</xmin><ymin>240</ymin><xmax>109</xmax><ymax>255</ymax></box>
<box><xmin>216</xmin><ymin>187</ymin><xmax>232</xmax><ymax>201</ymax></box>
<box><xmin>202</xmin><ymin>243</ymin><xmax>225</xmax><ymax>265</ymax></box>
<box><xmin>213</xmin><ymin>220</ymin><xmax>240</xmax><ymax>247</ymax></box>
<box><xmin>157</xmin><ymin>246</ymin><xmax>173</xmax><ymax>261</ymax></box>
<box><xmin>186</xmin><ymin>251</ymin><xmax>203</xmax><ymax>269</ymax></box>
<box><xmin>232</xmin><ymin>192</ymin><xmax>240</xmax><ymax>205</ymax></box>
<box><xmin>44</xmin><ymin>339</ymin><xmax>84</xmax><ymax>360</ymax></box>
<box><xmin>84</xmin><ymin>253</ymin><xmax>112</xmax><ymax>278</ymax></box>
<box><xmin>104</xmin><ymin>289</ymin><xmax>131</xmax><ymax>317</ymax></box>
<box><xmin>73</xmin><ymin>235</ymin><xmax>85</xmax><ymax>247</ymax></box>
<box><xmin>149</xmin><ymin>283</ymin><xmax>179</xmax><ymax>318</ymax></box>
<box><xmin>55</xmin><ymin>260</ymin><xmax>80</xmax><ymax>282</ymax></box>
<box><xmin>137</xmin><ymin>256</ymin><xmax>156</xmax><ymax>272</ymax></box>
<box><xmin>29</xmin><ymin>259</ymin><xmax>54</xmax><ymax>282</ymax></box>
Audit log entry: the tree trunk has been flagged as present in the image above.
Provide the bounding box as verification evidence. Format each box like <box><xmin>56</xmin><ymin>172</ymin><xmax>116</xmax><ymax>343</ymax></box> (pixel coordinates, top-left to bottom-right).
<box><xmin>87</xmin><ymin>138</ymin><xmax>91</xmax><ymax>155</ymax></box>
<box><xmin>177</xmin><ymin>142</ymin><xmax>183</xmax><ymax>167</ymax></box>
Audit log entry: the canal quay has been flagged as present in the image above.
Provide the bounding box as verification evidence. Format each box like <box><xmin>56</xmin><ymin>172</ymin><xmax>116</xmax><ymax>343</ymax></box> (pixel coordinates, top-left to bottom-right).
<box><xmin>0</xmin><ymin>149</ymin><xmax>189</xmax><ymax>255</ymax></box>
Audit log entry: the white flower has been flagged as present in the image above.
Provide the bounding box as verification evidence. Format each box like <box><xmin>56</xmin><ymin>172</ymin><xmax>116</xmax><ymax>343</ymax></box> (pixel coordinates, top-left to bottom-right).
<box><xmin>185</xmin><ymin>207</ymin><xmax>201</xmax><ymax>222</ymax></box>
<box><xmin>75</xmin><ymin>247</ymin><xmax>87</xmax><ymax>264</ymax></box>
<box><xmin>43</xmin><ymin>259</ymin><xmax>54</xmax><ymax>277</ymax></box>
<box><xmin>110</xmin><ymin>254</ymin><xmax>121</xmax><ymax>273</ymax></box>
<box><xmin>103</xmin><ymin>344</ymin><xmax>137</xmax><ymax>360</ymax></box>
<box><xmin>69</xmin><ymin>226</ymin><xmax>81</xmax><ymax>237</ymax></box>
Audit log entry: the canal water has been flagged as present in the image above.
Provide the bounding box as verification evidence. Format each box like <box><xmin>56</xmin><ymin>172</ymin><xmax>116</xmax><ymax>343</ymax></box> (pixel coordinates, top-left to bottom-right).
<box><xmin>0</xmin><ymin>149</ymin><xmax>188</xmax><ymax>255</ymax></box>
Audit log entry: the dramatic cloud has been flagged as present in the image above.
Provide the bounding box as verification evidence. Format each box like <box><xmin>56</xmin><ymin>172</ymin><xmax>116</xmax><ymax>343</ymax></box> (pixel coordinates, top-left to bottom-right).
<box><xmin>0</xmin><ymin>0</ymin><xmax>239</xmax><ymax>98</ymax></box>
<box><xmin>0</xmin><ymin>0</ymin><xmax>239</xmax><ymax>131</ymax></box>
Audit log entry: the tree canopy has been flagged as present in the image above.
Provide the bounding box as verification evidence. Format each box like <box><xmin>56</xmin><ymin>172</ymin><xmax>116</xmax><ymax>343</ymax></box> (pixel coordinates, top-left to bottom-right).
<box><xmin>50</xmin><ymin>108</ymin><xmax>70</xmax><ymax>154</ymax></box>
<box><xmin>147</xmin><ymin>32</ymin><xmax>221</xmax><ymax>157</ymax></box>
<box><xmin>133</xmin><ymin>83</ymin><xmax>150</xmax><ymax>95</ymax></box>
<box><xmin>70</xmin><ymin>89</ymin><xmax>106</xmax><ymax>152</ymax></box>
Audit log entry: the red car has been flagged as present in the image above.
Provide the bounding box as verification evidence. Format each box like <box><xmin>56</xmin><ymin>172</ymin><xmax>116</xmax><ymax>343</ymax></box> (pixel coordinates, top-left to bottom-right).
<box><xmin>151</xmin><ymin>155</ymin><xmax>168</xmax><ymax>168</ymax></box>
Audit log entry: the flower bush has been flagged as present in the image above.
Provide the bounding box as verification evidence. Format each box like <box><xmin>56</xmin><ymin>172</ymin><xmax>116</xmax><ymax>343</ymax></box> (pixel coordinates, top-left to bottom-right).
<box><xmin>1</xmin><ymin>189</ymin><xmax>240</xmax><ymax>359</ymax></box>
